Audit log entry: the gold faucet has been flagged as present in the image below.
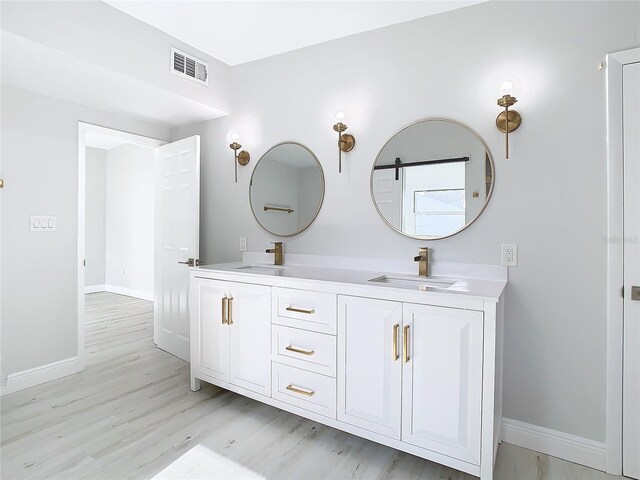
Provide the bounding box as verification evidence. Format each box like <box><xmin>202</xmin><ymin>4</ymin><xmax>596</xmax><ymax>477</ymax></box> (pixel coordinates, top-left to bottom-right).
<box><xmin>414</xmin><ymin>247</ymin><xmax>429</xmax><ymax>277</ymax></box>
<box><xmin>266</xmin><ymin>242</ymin><xmax>284</xmax><ymax>266</ymax></box>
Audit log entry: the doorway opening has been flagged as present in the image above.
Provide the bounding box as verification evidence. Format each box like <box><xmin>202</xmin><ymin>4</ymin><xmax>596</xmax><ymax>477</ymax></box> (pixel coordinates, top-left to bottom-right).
<box><xmin>78</xmin><ymin>123</ymin><xmax>200</xmax><ymax>368</ymax></box>
<box><xmin>78</xmin><ymin>123</ymin><xmax>166</xmax><ymax>369</ymax></box>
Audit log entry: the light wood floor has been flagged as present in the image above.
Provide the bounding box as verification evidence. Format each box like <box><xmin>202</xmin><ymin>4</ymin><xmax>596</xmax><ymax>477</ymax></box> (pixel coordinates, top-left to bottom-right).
<box><xmin>0</xmin><ymin>292</ymin><xmax>625</xmax><ymax>480</ymax></box>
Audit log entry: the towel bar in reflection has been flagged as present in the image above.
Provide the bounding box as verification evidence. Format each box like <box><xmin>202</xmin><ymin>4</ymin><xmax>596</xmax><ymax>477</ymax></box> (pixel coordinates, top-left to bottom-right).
<box><xmin>264</xmin><ymin>206</ymin><xmax>294</xmax><ymax>214</ymax></box>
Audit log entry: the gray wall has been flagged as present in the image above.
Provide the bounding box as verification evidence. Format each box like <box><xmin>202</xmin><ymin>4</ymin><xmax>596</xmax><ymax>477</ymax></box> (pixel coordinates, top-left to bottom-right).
<box><xmin>0</xmin><ymin>85</ymin><xmax>169</xmax><ymax>378</ymax></box>
<box><xmin>171</xmin><ymin>1</ymin><xmax>640</xmax><ymax>442</ymax></box>
<box><xmin>1</xmin><ymin>0</ymin><xmax>231</xmax><ymax>114</ymax></box>
<box><xmin>85</xmin><ymin>147</ymin><xmax>107</xmax><ymax>287</ymax></box>
<box><xmin>105</xmin><ymin>144</ymin><xmax>155</xmax><ymax>296</ymax></box>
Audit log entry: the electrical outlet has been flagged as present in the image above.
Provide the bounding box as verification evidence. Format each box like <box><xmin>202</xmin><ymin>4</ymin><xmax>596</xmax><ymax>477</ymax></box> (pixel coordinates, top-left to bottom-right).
<box><xmin>239</xmin><ymin>237</ymin><xmax>247</xmax><ymax>252</ymax></box>
<box><xmin>502</xmin><ymin>244</ymin><xmax>518</xmax><ymax>267</ymax></box>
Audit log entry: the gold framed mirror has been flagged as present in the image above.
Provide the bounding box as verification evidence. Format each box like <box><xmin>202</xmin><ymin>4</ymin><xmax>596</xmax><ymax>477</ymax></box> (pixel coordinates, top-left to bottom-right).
<box><xmin>250</xmin><ymin>142</ymin><xmax>325</xmax><ymax>237</ymax></box>
<box><xmin>370</xmin><ymin>119</ymin><xmax>495</xmax><ymax>240</ymax></box>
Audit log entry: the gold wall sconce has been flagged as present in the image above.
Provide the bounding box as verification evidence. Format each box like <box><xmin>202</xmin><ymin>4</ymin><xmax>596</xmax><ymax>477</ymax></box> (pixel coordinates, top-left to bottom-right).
<box><xmin>332</xmin><ymin>111</ymin><xmax>355</xmax><ymax>173</ymax></box>
<box><xmin>228</xmin><ymin>132</ymin><xmax>250</xmax><ymax>183</ymax></box>
<box><xmin>496</xmin><ymin>81</ymin><xmax>522</xmax><ymax>159</ymax></box>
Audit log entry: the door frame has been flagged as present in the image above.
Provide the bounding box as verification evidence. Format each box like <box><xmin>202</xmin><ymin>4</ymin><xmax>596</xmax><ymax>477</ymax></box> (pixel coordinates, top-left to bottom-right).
<box><xmin>605</xmin><ymin>46</ymin><xmax>640</xmax><ymax>475</ymax></box>
<box><xmin>77</xmin><ymin>122</ymin><xmax>166</xmax><ymax>369</ymax></box>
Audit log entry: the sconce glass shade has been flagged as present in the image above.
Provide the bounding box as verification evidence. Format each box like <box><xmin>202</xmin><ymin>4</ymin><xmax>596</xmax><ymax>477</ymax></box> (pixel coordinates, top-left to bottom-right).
<box><xmin>335</xmin><ymin>111</ymin><xmax>346</xmax><ymax>124</ymax></box>
<box><xmin>227</xmin><ymin>130</ymin><xmax>241</xmax><ymax>144</ymax></box>
<box><xmin>500</xmin><ymin>81</ymin><xmax>513</xmax><ymax>96</ymax></box>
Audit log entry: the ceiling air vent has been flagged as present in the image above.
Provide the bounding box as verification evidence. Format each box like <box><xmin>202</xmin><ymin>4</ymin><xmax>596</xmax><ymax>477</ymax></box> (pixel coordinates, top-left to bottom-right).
<box><xmin>171</xmin><ymin>47</ymin><xmax>208</xmax><ymax>86</ymax></box>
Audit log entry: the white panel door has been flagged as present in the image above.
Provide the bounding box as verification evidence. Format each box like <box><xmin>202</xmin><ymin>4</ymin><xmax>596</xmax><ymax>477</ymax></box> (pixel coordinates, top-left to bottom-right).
<box><xmin>190</xmin><ymin>278</ymin><xmax>229</xmax><ymax>383</ymax></box>
<box><xmin>229</xmin><ymin>282</ymin><xmax>272</xmax><ymax>396</ymax></box>
<box><xmin>623</xmin><ymin>61</ymin><xmax>640</xmax><ymax>480</ymax></box>
<box><xmin>372</xmin><ymin>168</ymin><xmax>403</xmax><ymax>231</ymax></box>
<box><xmin>154</xmin><ymin>136</ymin><xmax>200</xmax><ymax>362</ymax></box>
<box><xmin>337</xmin><ymin>295</ymin><xmax>402</xmax><ymax>439</ymax></box>
<box><xmin>402</xmin><ymin>303</ymin><xmax>483</xmax><ymax>465</ymax></box>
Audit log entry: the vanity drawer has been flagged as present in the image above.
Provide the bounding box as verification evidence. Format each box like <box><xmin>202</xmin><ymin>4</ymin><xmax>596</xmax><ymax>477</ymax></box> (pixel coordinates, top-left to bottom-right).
<box><xmin>272</xmin><ymin>325</ymin><xmax>336</xmax><ymax>377</ymax></box>
<box><xmin>272</xmin><ymin>363</ymin><xmax>336</xmax><ymax>418</ymax></box>
<box><xmin>273</xmin><ymin>288</ymin><xmax>337</xmax><ymax>335</ymax></box>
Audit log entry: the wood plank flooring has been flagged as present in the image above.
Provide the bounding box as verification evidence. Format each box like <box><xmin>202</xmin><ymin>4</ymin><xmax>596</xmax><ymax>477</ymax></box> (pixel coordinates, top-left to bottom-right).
<box><xmin>0</xmin><ymin>292</ymin><xmax>625</xmax><ymax>479</ymax></box>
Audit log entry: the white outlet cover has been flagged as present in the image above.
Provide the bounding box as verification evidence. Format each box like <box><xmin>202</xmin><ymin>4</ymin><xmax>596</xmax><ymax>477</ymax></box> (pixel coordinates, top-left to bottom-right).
<box><xmin>239</xmin><ymin>237</ymin><xmax>247</xmax><ymax>252</ymax></box>
<box><xmin>501</xmin><ymin>244</ymin><xmax>518</xmax><ymax>267</ymax></box>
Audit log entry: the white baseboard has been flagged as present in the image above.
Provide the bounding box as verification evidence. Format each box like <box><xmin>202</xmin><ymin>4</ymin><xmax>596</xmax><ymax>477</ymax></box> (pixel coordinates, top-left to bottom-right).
<box><xmin>85</xmin><ymin>284</ymin><xmax>106</xmax><ymax>294</ymax></box>
<box><xmin>501</xmin><ymin>418</ymin><xmax>606</xmax><ymax>471</ymax></box>
<box><xmin>104</xmin><ymin>284</ymin><xmax>153</xmax><ymax>301</ymax></box>
<box><xmin>1</xmin><ymin>356</ymin><xmax>83</xmax><ymax>396</ymax></box>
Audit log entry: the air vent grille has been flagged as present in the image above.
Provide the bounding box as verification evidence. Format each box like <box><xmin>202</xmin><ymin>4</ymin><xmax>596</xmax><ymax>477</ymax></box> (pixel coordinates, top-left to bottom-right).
<box><xmin>171</xmin><ymin>47</ymin><xmax>208</xmax><ymax>86</ymax></box>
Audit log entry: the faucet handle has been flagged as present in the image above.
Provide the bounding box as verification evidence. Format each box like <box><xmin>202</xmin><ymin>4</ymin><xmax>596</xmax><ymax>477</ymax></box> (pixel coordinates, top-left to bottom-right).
<box><xmin>414</xmin><ymin>247</ymin><xmax>428</xmax><ymax>260</ymax></box>
<box><xmin>271</xmin><ymin>242</ymin><xmax>283</xmax><ymax>246</ymax></box>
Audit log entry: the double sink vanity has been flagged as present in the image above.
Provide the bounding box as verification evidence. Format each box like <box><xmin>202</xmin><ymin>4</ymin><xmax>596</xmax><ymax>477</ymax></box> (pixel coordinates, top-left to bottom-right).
<box><xmin>189</xmin><ymin>253</ymin><xmax>506</xmax><ymax>480</ymax></box>
<box><xmin>189</xmin><ymin>117</ymin><xmax>506</xmax><ymax>479</ymax></box>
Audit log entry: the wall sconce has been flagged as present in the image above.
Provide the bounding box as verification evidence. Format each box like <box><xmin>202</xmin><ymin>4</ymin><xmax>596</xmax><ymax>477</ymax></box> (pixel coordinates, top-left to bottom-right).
<box><xmin>228</xmin><ymin>132</ymin><xmax>250</xmax><ymax>183</ymax></box>
<box><xmin>496</xmin><ymin>81</ymin><xmax>522</xmax><ymax>159</ymax></box>
<box><xmin>332</xmin><ymin>111</ymin><xmax>355</xmax><ymax>173</ymax></box>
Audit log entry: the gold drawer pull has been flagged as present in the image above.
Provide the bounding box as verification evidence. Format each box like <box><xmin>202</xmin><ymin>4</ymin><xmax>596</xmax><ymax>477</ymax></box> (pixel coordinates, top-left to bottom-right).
<box><xmin>403</xmin><ymin>325</ymin><xmax>410</xmax><ymax>363</ymax></box>
<box><xmin>393</xmin><ymin>323</ymin><xmax>399</xmax><ymax>361</ymax></box>
<box><xmin>227</xmin><ymin>296</ymin><xmax>233</xmax><ymax>325</ymax></box>
<box><xmin>286</xmin><ymin>384</ymin><xmax>315</xmax><ymax>397</ymax></box>
<box><xmin>221</xmin><ymin>297</ymin><xmax>228</xmax><ymax>324</ymax></box>
<box><xmin>285</xmin><ymin>345</ymin><xmax>315</xmax><ymax>356</ymax></box>
<box><xmin>286</xmin><ymin>306</ymin><xmax>315</xmax><ymax>315</ymax></box>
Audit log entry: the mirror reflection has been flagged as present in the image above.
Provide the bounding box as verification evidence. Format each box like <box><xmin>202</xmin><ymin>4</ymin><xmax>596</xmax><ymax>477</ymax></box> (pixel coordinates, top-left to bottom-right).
<box><xmin>371</xmin><ymin>119</ymin><xmax>494</xmax><ymax>239</ymax></box>
<box><xmin>250</xmin><ymin>142</ymin><xmax>324</xmax><ymax>237</ymax></box>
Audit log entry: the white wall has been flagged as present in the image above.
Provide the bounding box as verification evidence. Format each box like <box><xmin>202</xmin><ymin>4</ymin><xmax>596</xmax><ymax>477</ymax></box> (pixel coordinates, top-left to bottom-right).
<box><xmin>105</xmin><ymin>144</ymin><xmax>155</xmax><ymax>298</ymax></box>
<box><xmin>85</xmin><ymin>148</ymin><xmax>107</xmax><ymax>287</ymax></box>
<box><xmin>171</xmin><ymin>1</ymin><xmax>640</xmax><ymax>443</ymax></box>
<box><xmin>1</xmin><ymin>0</ymin><xmax>231</xmax><ymax>115</ymax></box>
<box><xmin>0</xmin><ymin>85</ymin><xmax>169</xmax><ymax>380</ymax></box>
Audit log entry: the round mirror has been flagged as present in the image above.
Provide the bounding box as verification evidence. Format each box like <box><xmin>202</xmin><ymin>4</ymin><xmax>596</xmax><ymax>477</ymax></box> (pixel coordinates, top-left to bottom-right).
<box><xmin>250</xmin><ymin>142</ymin><xmax>325</xmax><ymax>237</ymax></box>
<box><xmin>371</xmin><ymin>119</ymin><xmax>494</xmax><ymax>240</ymax></box>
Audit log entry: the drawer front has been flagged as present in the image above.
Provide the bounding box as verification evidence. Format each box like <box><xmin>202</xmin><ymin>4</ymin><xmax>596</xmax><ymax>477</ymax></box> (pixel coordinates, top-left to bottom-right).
<box><xmin>272</xmin><ymin>363</ymin><xmax>336</xmax><ymax>418</ymax></box>
<box><xmin>273</xmin><ymin>288</ymin><xmax>337</xmax><ymax>335</ymax></box>
<box><xmin>272</xmin><ymin>325</ymin><xmax>336</xmax><ymax>377</ymax></box>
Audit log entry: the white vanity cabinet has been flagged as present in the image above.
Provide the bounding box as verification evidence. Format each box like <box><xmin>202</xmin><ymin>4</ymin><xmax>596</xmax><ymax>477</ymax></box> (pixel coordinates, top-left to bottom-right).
<box><xmin>401</xmin><ymin>303</ymin><xmax>483</xmax><ymax>465</ymax></box>
<box><xmin>337</xmin><ymin>296</ymin><xmax>403</xmax><ymax>439</ymax></box>
<box><xmin>190</xmin><ymin>277</ymin><xmax>271</xmax><ymax>396</ymax></box>
<box><xmin>337</xmin><ymin>297</ymin><xmax>483</xmax><ymax>464</ymax></box>
<box><xmin>189</xmin><ymin>264</ymin><xmax>504</xmax><ymax>480</ymax></box>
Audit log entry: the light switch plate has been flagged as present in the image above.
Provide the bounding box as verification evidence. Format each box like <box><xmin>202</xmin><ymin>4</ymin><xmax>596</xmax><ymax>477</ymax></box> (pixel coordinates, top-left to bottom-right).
<box><xmin>30</xmin><ymin>216</ymin><xmax>57</xmax><ymax>231</ymax></box>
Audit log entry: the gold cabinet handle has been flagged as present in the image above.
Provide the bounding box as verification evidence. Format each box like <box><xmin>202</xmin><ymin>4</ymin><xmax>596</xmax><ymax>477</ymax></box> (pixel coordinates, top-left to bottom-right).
<box><xmin>285</xmin><ymin>345</ymin><xmax>315</xmax><ymax>356</ymax></box>
<box><xmin>393</xmin><ymin>324</ymin><xmax>399</xmax><ymax>361</ymax></box>
<box><xmin>221</xmin><ymin>297</ymin><xmax>228</xmax><ymax>324</ymax></box>
<box><xmin>403</xmin><ymin>325</ymin><xmax>410</xmax><ymax>363</ymax></box>
<box><xmin>286</xmin><ymin>384</ymin><xmax>315</xmax><ymax>397</ymax></box>
<box><xmin>286</xmin><ymin>306</ymin><xmax>315</xmax><ymax>314</ymax></box>
<box><xmin>227</xmin><ymin>296</ymin><xmax>233</xmax><ymax>325</ymax></box>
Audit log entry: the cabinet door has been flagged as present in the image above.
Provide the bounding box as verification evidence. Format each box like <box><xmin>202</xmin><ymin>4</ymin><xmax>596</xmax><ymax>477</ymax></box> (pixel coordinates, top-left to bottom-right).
<box><xmin>337</xmin><ymin>296</ymin><xmax>402</xmax><ymax>439</ymax></box>
<box><xmin>402</xmin><ymin>303</ymin><xmax>483</xmax><ymax>464</ymax></box>
<box><xmin>190</xmin><ymin>278</ymin><xmax>229</xmax><ymax>382</ymax></box>
<box><xmin>229</xmin><ymin>282</ymin><xmax>272</xmax><ymax>396</ymax></box>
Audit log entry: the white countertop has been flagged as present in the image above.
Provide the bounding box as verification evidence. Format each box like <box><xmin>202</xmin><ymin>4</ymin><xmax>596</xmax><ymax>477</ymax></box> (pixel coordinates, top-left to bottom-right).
<box><xmin>192</xmin><ymin>257</ymin><xmax>507</xmax><ymax>303</ymax></box>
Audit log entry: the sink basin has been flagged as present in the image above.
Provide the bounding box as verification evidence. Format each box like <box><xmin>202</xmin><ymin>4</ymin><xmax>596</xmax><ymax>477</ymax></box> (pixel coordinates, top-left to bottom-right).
<box><xmin>368</xmin><ymin>275</ymin><xmax>456</xmax><ymax>290</ymax></box>
<box><xmin>235</xmin><ymin>265</ymin><xmax>285</xmax><ymax>275</ymax></box>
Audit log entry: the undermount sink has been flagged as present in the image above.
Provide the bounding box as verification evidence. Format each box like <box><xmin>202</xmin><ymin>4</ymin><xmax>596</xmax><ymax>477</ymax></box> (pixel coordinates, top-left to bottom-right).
<box><xmin>235</xmin><ymin>264</ymin><xmax>285</xmax><ymax>274</ymax></box>
<box><xmin>368</xmin><ymin>275</ymin><xmax>456</xmax><ymax>290</ymax></box>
